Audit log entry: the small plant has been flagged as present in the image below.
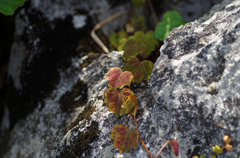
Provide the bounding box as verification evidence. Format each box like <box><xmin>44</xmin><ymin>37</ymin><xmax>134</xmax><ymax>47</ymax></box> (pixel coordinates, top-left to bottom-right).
<box><xmin>105</xmin><ymin>67</ymin><xmax>179</xmax><ymax>158</ymax></box>
<box><xmin>105</xmin><ymin>2</ymin><xmax>188</xmax><ymax>158</ymax></box>
<box><xmin>0</xmin><ymin>0</ymin><xmax>28</xmax><ymax>15</ymax></box>
<box><xmin>192</xmin><ymin>135</ymin><xmax>233</xmax><ymax>158</ymax></box>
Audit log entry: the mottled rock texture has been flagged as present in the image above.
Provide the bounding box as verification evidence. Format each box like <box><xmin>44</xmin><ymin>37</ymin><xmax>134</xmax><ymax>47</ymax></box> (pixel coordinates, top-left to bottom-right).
<box><xmin>149</xmin><ymin>0</ymin><xmax>240</xmax><ymax>157</ymax></box>
<box><xmin>1</xmin><ymin>0</ymin><xmax>239</xmax><ymax>158</ymax></box>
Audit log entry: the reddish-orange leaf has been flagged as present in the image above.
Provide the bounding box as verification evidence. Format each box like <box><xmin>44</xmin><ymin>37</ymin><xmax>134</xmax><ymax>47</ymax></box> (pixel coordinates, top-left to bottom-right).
<box><xmin>123</xmin><ymin>56</ymin><xmax>153</xmax><ymax>83</ymax></box>
<box><xmin>110</xmin><ymin>124</ymin><xmax>138</xmax><ymax>153</ymax></box>
<box><xmin>120</xmin><ymin>95</ymin><xmax>139</xmax><ymax>117</ymax></box>
<box><xmin>169</xmin><ymin>140</ymin><xmax>179</xmax><ymax>157</ymax></box>
<box><xmin>106</xmin><ymin>67</ymin><xmax>133</xmax><ymax>89</ymax></box>
<box><xmin>104</xmin><ymin>88</ymin><xmax>134</xmax><ymax>117</ymax></box>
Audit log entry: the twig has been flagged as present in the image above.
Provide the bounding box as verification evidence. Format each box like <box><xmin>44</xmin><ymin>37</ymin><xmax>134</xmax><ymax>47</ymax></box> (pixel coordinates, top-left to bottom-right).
<box><xmin>147</xmin><ymin>0</ymin><xmax>158</xmax><ymax>25</ymax></box>
<box><xmin>133</xmin><ymin>116</ymin><xmax>153</xmax><ymax>158</ymax></box>
<box><xmin>154</xmin><ymin>140</ymin><xmax>169</xmax><ymax>158</ymax></box>
<box><xmin>91</xmin><ymin>10</ymin><xmax>129</xmax><ymax>53</ymax></box>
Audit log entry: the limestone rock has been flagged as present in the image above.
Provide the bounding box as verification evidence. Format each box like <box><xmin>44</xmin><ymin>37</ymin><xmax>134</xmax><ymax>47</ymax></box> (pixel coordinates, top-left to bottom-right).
<box><xmin>149</xmin><ymin>0</ymin><xmax>240</xmax><ymax>157</ymax></box>
<box><xmin>1</xmin><ymin>0</ymin><xmax>240</xmax><ymax>158</ymax></box>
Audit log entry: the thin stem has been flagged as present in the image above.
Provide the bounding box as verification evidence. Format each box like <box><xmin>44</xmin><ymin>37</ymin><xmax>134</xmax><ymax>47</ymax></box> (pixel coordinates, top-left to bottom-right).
<box><xmin>147</xmin><ymin>0</ymin><xmax>158</xmax><ymax>25</ymax></box>
<box><xmin>133</xmin><ymin>116</ymin><xmax>153</xmax><ymax>158</ymax></box>
<box><xmin>154</xmin><ymin>140</ymin><xmax>169</xmax><ymax>158</ymax></box>
<box><xmin>91</xmin><ymin>10</ymin><xmax>129</xmax><ymax>53</ymax></box>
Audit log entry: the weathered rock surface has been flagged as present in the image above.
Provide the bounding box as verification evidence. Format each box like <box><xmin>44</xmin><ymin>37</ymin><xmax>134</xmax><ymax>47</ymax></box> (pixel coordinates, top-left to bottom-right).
<box><xmin>149</xmin><ymin>0</ymin><xmax>240</xmax><ymax>157</ymax></box>
<box><xmin>1</xmin><ymin>0</ymin><xmax>240</xmax><ymax>158</ymax></box>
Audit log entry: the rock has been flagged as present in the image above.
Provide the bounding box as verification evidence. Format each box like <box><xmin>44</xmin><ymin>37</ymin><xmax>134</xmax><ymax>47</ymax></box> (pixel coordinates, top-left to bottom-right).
<box><xmin>1</xmin><ymin>0</ymin><xmax>240</xmax><ymax>158</ymax></box>
<box><xmin>149</xmin><ymin>0</ymin><xmax>240</xmax><ymax>157</ymax></box>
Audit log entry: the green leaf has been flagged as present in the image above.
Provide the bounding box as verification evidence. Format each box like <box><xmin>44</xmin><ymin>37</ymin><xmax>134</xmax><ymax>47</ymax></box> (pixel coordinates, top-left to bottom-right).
<box><xmin>123</xmin><ymin>56</ymin><xmax>153</xmax><ymax>83</ymax></box>
<box><xmin>212</xmin><ymin>145</ymin><xmax>223</xmax><ymax>154</ymax></box>
<box><xmin>104</xmin><ymin>88</ymin><xmax>134</xmax><ymax>117</ymax></box>
<box><xmin>122</xmin><ymin>31</ymin><xmax>158</xmax><ymax>61</ymax></box>
<box><xmin>154</xmin><ymin>10</ymin><xmax>185</xmax><ymax>41</ymax></box>
<box><xmin>120</xmin><ymin>95</ymin><xmax>139</xmax><ymax>117</ymax></box>
<box><xmin>200</xmin><ymin>155</ymin><xmax>206</xmax><ymax>158</ymax></box>
<box><xmin>106</xmin><ymin>67</ymin><xmax>133</xmax><ymax>89</ymax></box>
<box><xmin>110</xmin><ymin>124</ymin><xmax>138</xmax><ymax>153</ymax></box>
<box><xmin>130</xmin><ymin>16</ymin><xmax>146</xmax><ymax>32</ymax></box>
<box><xmin>169</xmin><ymin>140</ymin><xmax>179</xmax><ymax>157</ymax></box>
<box><xmin>192</xmin><ymin>156</ymin><xmax>198</xmax><ymax>158</ymax></box>
<box><xmin>122</xmin><ymin>38</ymin><xmax>146</xmax><ymax>61</ymax></box>
<box><xmin>143</xmin><ymin>31</ymin><xmax>159</xmax><ymax>54</ymax></box>
<box><xmin>130</xmin><ymin>0</ymin><xmax>146</xmax><ymax>7</ymax></box>
<box><xmin>110</xmin><ymin>33</ymin><xmax>118</xmax><ymax>48</ymax></box>
<box><xmin>0</xmin><ymin>0</ymin><xmax>27</xmax><ymax>15</ymax></box>
<box><xmin>109</xmin><ymin>30</ymin><xmax>128</xmax><ymax>51</ymax></box>
<box><xmin>211</xmin><ymin>156</ymin><xmax>217</xmax><ymax>158</ymax></box>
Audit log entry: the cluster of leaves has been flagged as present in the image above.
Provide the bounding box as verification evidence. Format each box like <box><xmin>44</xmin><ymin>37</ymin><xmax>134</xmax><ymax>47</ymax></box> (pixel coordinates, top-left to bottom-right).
<box><xmin>107</xmin><ymin>3</ymin><xmax>188</xmax><ymax>158</ymax></box>
<box><xmin>192</xmin><ymin>135</ymin><xmax>233</xmax><ymax>158</ymax></box>
<box><xmin>104</xmin><ymin>67</ymin><xmax>179</xmax><ymax>157</ymax></box>
<box><xmin>104</xmin><ymin>67</ymin><xmax>138</xmax><ymax>153</ymax></box>
<box><xmin>0</xmin><ymin>0</ymin><xmax>27</xmax><ymax>15</ymax></box>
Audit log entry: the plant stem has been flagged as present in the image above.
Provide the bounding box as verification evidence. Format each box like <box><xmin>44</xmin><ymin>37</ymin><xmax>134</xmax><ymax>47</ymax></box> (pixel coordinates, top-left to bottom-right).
<box><xmin>154</xmin><ymin>140</ymin><xmax>169</xmax><ymax>158</ymax></box>
<box><xmin>147</xmin><ymin>0</ymin><xmax>158</xmax><ymax>25</ymax></box>
<box><xmin>91</xmin><ymin>10</ymin><xmax>129</xmax><ymax>53</ymax></box>
<box><xmin>133</xmin><ymin>116</ymin><xmax>153</xmax><ymax>158</ymax></box>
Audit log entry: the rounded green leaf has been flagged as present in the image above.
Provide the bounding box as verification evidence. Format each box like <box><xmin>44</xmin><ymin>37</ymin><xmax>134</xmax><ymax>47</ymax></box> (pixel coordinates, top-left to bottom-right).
<box><xmin>212</xmin><ymin>145</ymin><xmax>223</xmax><ymax>154</ymax></box>
<box><xmin>200</xmin><ymin>155</ymin><xmax>206</xmax><ymax>158</ymax></box>
<box><xmin>154</xmin><ymin>10</ymin><xmax>185</xmax><ymax>41</ymax></box>
<box><xmin>0</xmin><ymin>0</ymin><xmax>27</xmax><ymax>15</ymax></box>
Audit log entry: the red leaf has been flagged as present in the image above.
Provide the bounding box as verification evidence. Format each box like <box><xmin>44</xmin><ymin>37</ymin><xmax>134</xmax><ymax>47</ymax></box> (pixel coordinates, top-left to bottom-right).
<box><xmin>106</xmin><ymin>67</ymin><xmax>133</xmax><ymax>89</ymax></box>
<box><xmin>120</xmin><ymin>95</ymin><xmax>139</xmax><ymax>117</ymax></box>
<box><xmin>104</xmin><ymin>88</ymin><xmax>134</xmax><ymax>117</ymax></box>
<box><xmin>123</xmin><ymin>56</ymin><xmax>153</xmax><ymax>83</ymax></box>
<box><xmin>169</xmin><ymin>140</ymin><xmax>179</xmax><ymax>157</ymax></box>
<box><xmin>110</xmin><ymin>124</ymin><xmax>138</xmax><ymax>153</ymax></box>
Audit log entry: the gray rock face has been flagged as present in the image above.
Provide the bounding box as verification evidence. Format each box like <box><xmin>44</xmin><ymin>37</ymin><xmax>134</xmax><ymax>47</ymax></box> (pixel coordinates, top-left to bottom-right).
<box><xmin>149</xmin><ymin>0</ymin><xmax>240</xmax><ymax>157</ymax></box>
<box><xmin>1</xmin><ymin>0</ymin><xmax>240</xmax><ymax>158</ymax></box>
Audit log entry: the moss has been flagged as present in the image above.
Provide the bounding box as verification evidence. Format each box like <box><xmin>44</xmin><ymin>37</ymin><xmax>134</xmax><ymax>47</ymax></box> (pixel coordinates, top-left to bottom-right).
<box><xmin>58</xmin><ymin>121</ymin><xmax>100</xmax><ymax>158</ymax></box>
<box><xmin>59</xmin><ymin>79</ymin><xmax>88</xmax><ymax>113</ymax></box>
<box><xmin>67</xmin><ymin>105</ymin><xmax>96</xmax><ymax>132</ymax></box>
